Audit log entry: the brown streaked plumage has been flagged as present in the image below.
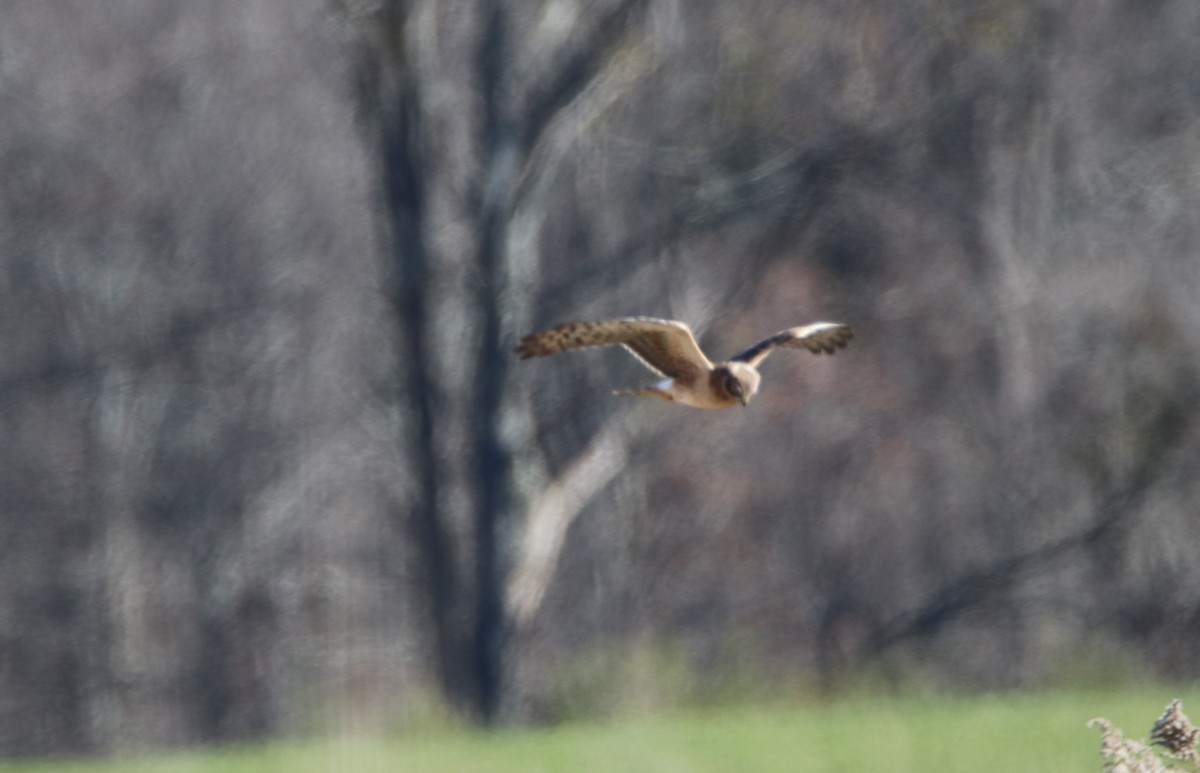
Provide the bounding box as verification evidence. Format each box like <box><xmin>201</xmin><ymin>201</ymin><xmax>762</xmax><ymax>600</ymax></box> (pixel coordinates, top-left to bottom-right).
<box><xmin>514</xmin><ymin>316</ymin><xmax>853</xmax><ymax>409</ymax></box>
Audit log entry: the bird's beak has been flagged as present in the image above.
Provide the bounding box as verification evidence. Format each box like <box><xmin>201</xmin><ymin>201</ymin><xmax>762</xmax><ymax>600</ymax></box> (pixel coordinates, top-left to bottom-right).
<box><xmin>739</xmin><ymin>394</ymin><xmax>749</xmax><ymax>407</ymax></box>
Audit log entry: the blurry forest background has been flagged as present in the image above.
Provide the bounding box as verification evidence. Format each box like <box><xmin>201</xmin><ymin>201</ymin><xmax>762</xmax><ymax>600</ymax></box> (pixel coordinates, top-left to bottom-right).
<box><xmin>3</xmin><ymin>0</ymin><xmax>1200</xmax><ymax>758</ymax></box>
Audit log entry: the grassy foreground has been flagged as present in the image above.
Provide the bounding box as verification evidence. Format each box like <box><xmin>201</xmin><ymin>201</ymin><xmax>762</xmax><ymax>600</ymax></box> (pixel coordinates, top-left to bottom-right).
<box><xmin>3</xmin><ymin>689</ymin><xmax>1194</xmax><ymax>773</ymax></box>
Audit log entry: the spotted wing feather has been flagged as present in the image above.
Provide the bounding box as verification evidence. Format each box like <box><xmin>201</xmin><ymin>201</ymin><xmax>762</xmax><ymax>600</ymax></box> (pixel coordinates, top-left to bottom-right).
<box><xmin>730</xmin><ymin>322</ymin><xmax>853</xmax><ymax>367</ymax></box>
<box><xmin>514</xmin><ymin>317</ymin><xmax>712</xmax><ymax>383</ymax></box>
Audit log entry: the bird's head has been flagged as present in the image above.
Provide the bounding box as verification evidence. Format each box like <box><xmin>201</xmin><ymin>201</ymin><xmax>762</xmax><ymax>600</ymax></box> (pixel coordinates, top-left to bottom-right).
<box><xmin>714</xmin><ymin>362</ymin><xmax>761</xmax><ymax>407</ymax></box>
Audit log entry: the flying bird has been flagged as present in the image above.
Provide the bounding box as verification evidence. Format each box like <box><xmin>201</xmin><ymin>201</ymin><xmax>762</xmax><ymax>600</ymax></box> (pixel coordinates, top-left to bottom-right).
<box><xmin>514</xmin><ymin>316</ymin><xmax>852</xmax><ymax>409</ymax></box>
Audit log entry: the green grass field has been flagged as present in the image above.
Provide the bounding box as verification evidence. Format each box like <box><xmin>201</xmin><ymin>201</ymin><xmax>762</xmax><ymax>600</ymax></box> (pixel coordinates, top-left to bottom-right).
<box><xmin>3</xmin><ymin>689</ymin><xmax>1194</xmax><ymax>773</ymax></box>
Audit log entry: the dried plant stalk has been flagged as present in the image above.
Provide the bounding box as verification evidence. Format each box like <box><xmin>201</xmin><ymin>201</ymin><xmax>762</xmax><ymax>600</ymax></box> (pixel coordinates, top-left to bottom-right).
<box><xmin>1091</xmin><ymin>699</ymin><xmax>1200</xmax><ymax>773</ymax></box>
<box><xmin>1151</xmin><ymin>700</ymin><xmax>1200</xmax><ymax>766</ymax></box>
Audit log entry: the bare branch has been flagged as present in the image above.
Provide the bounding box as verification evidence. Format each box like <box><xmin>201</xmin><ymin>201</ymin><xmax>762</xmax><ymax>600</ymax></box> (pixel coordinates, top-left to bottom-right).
<box><xmin>506</xmin><ymin>415</ymin><xmax>637</xmax><ymax>625</ymax></box>
<box><xmin>863</xmin><ymin>402</ymin><xmax>1195</xmax><ymax>656</ymax></box>
<box><xmin>519</xmin><ymin>0</ymin><xmax>649</xmax><ymax>156</ymax></box>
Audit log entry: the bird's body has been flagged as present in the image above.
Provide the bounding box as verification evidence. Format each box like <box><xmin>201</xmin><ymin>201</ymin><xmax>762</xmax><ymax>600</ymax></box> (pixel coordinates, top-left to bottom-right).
<box><xmin>514</xmin><ymin>316</ymin><xmax>852</xmax><ymax>409</ymax></box>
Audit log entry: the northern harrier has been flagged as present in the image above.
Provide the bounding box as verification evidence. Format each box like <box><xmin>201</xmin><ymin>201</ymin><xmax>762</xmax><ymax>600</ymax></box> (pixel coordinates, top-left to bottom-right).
<box><xmin>514</xmin><ymin>317</ymin><xmax>852</xmax><ymax>409</ymax></box>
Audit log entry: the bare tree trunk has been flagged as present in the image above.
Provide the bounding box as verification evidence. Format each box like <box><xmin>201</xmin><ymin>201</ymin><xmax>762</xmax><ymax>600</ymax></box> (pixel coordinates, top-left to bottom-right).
<box><xmin>468</xmin><ymin>0</ymin><xmax>515</xmax><ymax>723</ymax></box>
<box><xmin>370</xmin><ymin>1</ymin><xmax>467</xmax><ymax>713</ymax></box>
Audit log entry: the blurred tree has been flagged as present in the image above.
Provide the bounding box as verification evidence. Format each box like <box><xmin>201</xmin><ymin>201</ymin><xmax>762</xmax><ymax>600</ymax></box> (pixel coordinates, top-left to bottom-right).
<box><xmin>358</xmin><ymin>0</ymin><xmax>656</xmax><ymax>722</ymax></box>
<box><xmin>0</xmin><ymin>0</ymin><xmax>413</xmax><ymax>754</ymax></box>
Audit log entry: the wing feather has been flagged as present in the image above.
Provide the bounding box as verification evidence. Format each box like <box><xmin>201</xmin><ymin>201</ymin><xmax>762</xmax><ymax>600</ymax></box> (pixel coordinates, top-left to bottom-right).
<box><xmin>514</xmin><ymin>317</ymin><xmax>712</xmax><ymax>383</ymax></box>
<box><xmin>730</xmin><ymin>322</ymin><xmax>853</xmax><ymax>367</ymax></box>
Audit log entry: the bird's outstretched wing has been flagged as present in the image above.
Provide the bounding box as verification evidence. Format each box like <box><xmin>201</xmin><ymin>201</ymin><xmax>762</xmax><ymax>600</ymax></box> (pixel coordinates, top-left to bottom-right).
<box><xmin>730</xmin><ymin>322</ymin><xmax>853</xmax><ymax>367</ymax></box>
<box><xmin>515</xmin><ymin>317</ymin><xmax>712</xmax><ymax>383</ymax></box>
